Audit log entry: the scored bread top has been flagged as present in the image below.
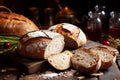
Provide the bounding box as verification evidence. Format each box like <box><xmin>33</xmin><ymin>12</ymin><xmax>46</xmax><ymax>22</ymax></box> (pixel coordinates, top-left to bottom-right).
<box><xmin>48</xmin><ymin>23</ymin><xmax>87</xmax><ymax>48</ymax></box>
<box><xmin>20</xmin><ymin>30</ymin><xmax>62</xmax><ymax>43</ymax></box>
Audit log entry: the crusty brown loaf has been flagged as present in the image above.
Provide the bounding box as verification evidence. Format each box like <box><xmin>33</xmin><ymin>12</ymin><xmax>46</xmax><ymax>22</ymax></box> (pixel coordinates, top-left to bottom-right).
<box><xmin>89</xmin><ymin>46</ymin><xmax>116</xmax><ymax>69</ymax></box>
<box><xmin>0</xmin><ymin>11</ymin><xmax>39</xmax><ymax>36</ymax></box>
<box><xmin>18</xmin><ymin>37</ymin><xmax>51</xmax><ymax>59</ymax></box>
<box><xmin>71</xmin><ymin>48</ymin><xmax>101</xmax><ymax>74</ymax></box>
<box><xmin>48</xmin><ymin>23</ymin><xmax>87</xmax><ymax>49</ymax></box>
<box><xmin>17</xmin><ymin>30</ymin><xmax>65</xmax><ymax>59</ymax></box>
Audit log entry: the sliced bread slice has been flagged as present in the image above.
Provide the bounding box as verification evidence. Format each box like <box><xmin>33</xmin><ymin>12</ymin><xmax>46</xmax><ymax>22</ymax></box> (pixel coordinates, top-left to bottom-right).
<box><xmin>71</xmin><ymin>48</ymin><xmax>101</xmax><ymax>74</ymax></box>
<box><xmin>47</xmin><ymin>50</ymin><xmax>73</xmax><ymax>70</ymax></box>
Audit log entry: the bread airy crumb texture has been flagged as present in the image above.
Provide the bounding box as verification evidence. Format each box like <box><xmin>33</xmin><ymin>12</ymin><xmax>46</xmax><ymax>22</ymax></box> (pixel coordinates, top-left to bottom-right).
<box><xmin>44</xmin><ymin>35</ymin><xmax>65</xmax><ymax>59</ymax></box>
<box><xmin>90</xmin><ymin>46</ymin><xmax>115</xmax><ymax>69</ymax></box>
<box><xmin>48</xmin><ymin>50</ymin><xmax>73</xmax><ymax>70</ymax></box>
<box><xmin>71</xmin><ymin>48</ymin><xmax>101</xmax><ymax>74</ymax></box>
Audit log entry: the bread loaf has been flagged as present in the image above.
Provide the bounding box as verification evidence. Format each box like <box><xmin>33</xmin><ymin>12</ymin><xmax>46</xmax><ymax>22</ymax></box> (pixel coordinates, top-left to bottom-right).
<box><xmin>0</xmin><ymin>11</ymin><xmax>39</xmax><ymax>36</ymax></box>
<box><xmin>71</xmin><ymin>48</ymin><xmax>101</xmax><ymax>74</ymax></box>
<box><xmin>89</xmin><ymin>46</ymin><xmax>116</xmax><ymax>69</ymax></box>
<box><xmin>17</xmin><ymin>30</ymin><xmax>65</xmax><ymax>59</ymax></box>
<box><xmin>48</xmin><ymin>23</ymin><xmax>87</xmax><ymax>49</ymax></box>
<box><xmin>48</xmin><ymin>50</ymin><xmax>73</xmax><ymax>70</ymax></box>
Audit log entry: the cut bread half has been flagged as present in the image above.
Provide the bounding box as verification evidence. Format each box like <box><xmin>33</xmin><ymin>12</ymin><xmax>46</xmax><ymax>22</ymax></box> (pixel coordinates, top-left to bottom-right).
<box><xmin>48</xmin><ymin>50</ymin><xmax>73</xmax><ymax>70</ymax></box>
<box><xmin>44</xmin><ymin>35</ymin><xmax>65</xmax><ymax>59</ymax></box>
<box><xmin>17</xmin><ymin>30</ymin><xmax>65</xmax><ymax>59</ymax></box>
<box><xmin>71</xmin><ymin>48</ymin><xmax>101</xmax><ymax>74</ymax></box>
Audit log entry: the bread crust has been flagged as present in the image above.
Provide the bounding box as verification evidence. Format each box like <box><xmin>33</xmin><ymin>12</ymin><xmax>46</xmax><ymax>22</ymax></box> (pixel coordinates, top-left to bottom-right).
<box><xmin>18</xmin><ymin>37</ymin><xmax>51</xmax><ymax>59</ymax></box>
<box><xmin>0</xmin><ymin>12</ymin><xmax>39</xmax><ymax>36</ymax></box>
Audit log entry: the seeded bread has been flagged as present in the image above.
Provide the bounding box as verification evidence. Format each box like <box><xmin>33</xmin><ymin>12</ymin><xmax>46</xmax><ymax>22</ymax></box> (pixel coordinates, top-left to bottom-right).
<box><xmin>48</xmin><ymin>23</ymin><xmax>87</xmax><ymax>49</ymax></box>
<box><xmin>71</xmin><ymin>48</ymin><xmax>101</xmax><ymax>74</ymax></box>
<box><xmin>17</xmin><ymin>30</ymin><xmax>65</xmax><ymax>59</ymax></box>
<box><xmin>48</xmin><ymin>50</ymin><xmax>73</xmax><ymax>70</ymax></box>
<box><xmin>90</xmin><ymin>46</ymin><xmax>116</xmax><ymax>69</ymax></box>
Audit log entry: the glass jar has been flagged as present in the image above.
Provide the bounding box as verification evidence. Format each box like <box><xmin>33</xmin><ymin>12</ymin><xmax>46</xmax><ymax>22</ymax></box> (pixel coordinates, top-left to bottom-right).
<box><xmin>29</xmin><ymin>7</ymin><xmax>41</xmax><ymax>28</ymax></box>
<box><xmin>43</xmin><ymin>8</ymin><xmax>55</xmax><ymax>29</ymax></box>
<box><xmin>109</xmin><ymin>11</ymin><xmax>120</xmax><ymax>39</ymax></box>
<box><xmin>87</xmin><ymin>11</ymin><xmax>102</xmax><ymax>41</ymax></box>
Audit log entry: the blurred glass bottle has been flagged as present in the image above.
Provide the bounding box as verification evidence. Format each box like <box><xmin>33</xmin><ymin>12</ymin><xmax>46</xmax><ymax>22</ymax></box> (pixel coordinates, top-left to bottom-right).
<box><xmin>109</xmin><ymin>11</ymin><xmax>120</xmax><ymax>39</ymax></box>
<box><xmin>94</xmin><ymin>5</ymin><xmax>109</xmax><ymax>34</ymax></box>
<box><xmin>87</xmin><ymin>11</ymin><xmax>102</xmax><ymax>41</ymax></box>
<box><xmin>43</xmin><ymin>8</ymin><xmax>54</xmax><ymax>29</ymax></box>
<box><xmin>29</xmin><ymin>7</ymin><xmax>41</xmax><ymax>28</ymax></box>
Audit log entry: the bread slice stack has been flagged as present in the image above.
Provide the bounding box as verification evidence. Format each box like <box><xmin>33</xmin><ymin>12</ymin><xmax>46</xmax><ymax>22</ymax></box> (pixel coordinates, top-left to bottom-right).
<box><xmin>89</xmin><ymin>46</ymin><xmax>116</xmax><ymax>69</ymax></box>
<box><xmin>47</xmin><ymin>45</ymin><xmax>117</xmax><ymax>73</ymax></box>
<box><xmin>71</xmin><ymin>48</ymin><xmax>101</xmax><ymax>74</ymax></box>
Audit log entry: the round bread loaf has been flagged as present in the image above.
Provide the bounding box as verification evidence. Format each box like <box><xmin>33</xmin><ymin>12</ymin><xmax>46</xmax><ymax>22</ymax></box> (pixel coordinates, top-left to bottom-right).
<box><xmin>48</xmin><ymin>23</ymin><xmax>87</xmax><ymax>49</ymax></box>
<box><xmin>17</xmin><ymin>30</ymin><xmax>65</xmax><ymax>59</ymax></box>
<box><xmin>71</xmin><ymin>48</ymin><xmax>101</xmax><ymax>74</ymax></box>
<box><xmin>0</xmin><ymin>11</ymin><xmax>39</xmax><ymax>36</ymax></box>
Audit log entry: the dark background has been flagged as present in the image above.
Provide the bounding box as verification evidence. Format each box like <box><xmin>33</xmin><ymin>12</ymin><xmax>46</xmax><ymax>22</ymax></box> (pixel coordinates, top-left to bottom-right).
<box><xmin>3</xmin><ymin>0</ymin><xmax>120</xmax><ymax>16</ymax></box>
<box><xmin>1</xmin><ymin>0</ymin><xmax>120</xmax><ymax>28</ymax></box>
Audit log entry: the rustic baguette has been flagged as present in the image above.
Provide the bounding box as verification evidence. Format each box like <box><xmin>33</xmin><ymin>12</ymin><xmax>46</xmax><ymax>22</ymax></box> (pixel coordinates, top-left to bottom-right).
<box><xmin>48</xmin><ymin>23</ymin><xmax>87</xmax><ymax>49</ymax></box>
<box><xmin>17</xmin><ymin>30</ymin><xmax>65</xmax><ymax>59</ymax></box>
<box><xmin>71</xmin><ymin>48</ymin><xmax>101</xmax><ymax>74</ymax></box>
<box><xmin>0</xmin><ymin>11</ymin><xmax>39</xmax><ymax>36</ymax></box>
